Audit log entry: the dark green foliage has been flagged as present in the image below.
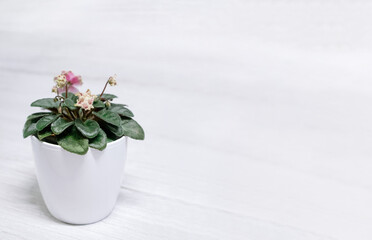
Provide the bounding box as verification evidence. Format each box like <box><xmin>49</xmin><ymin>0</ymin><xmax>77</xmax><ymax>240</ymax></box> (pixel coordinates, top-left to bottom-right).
<box><xmin>63</xmin><ymin>98</ymin><xmax>77</xmax><ymax>110</ymax></box>
<box><xmin>89</xmin><ymin>129</ymin><xmax>107</xmax><ymax>150</ymax></box>
<box><xmin>109</xmin><ymin>105</ymin><xmax>134</xmax><ymax>118</ymax></box>
<box><xmin>31</xmin><ymin>98</ymin><xmax>59</xmax><ymax>109</ymax></box>
<box><xmin>37</xmin><ymin>127</ymin><xmax>54</xmax><ymax>140</ymax></box>
<box><xmin>57</xmin><ymin>127</ymin><xmax>89</xmax><ymax>155</ymax></box>
<box><xmin>51</xmin><ymin>117</ymin><xmax>74</xmax><ymax>135</ymax></box>
<box><xmin>121</xmin><ymin>118</ymin><xmax>145</xmax><ymax>140</ymax></box>
<box><xmin>100</xmin><ymin>93</ymin><xmax>117</xmax><ymax>100</ymax></box>
<box><xmin>93</xmin><ymin>100</ymin><xmax>105</xmax><ymax>108</ymax></box>
<box><xmin>23</xmin><ymin>92</ymin><xmax>144</xmax><ymax>155</ymax></box>
<box><xmin>42</xmin><ymin>136</ymin><xmax>58</xmax><ymax>145</ymax></box>
<box><xmin>62</xmin><ymin>92</ymin><xmax>78</xmax><ymax>102</ymax></box>
<box><xmin>36</xmin><ymin>115</ymin><xmax>59</xmax><ymax>131</ymax></box>
<box><xmin>104</xmin><ymin>123</ymin><xmax>124</xmax><ymax>137</ymax></box>
<box><xmin>27</xmin><ymin>112</ymin><xmax>51</xmax><ymax>121</ymax></box>
<box><xmin>75</xmin><ymin>119</ymin><xmax>100</xmax><ymax>138</ymax></box>
<box><xmin>23</xmin><ymin>119</ymin><xmax>38</xmax><ymax>138</ymax></box>
<box><xmin>92</xmin><ymin>109</ymin><xmax>121</xmax><ymax>126</ymax></box>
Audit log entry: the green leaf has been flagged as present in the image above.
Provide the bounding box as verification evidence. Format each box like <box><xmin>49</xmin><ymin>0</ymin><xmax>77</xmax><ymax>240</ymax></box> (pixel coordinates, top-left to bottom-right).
<box><xmin>89</xmin><ymin>129</ymin><xmax>107</xmax><ymax>150</ymax></box>
<box><xmin>121</xmin><ymin>118</ymin><xmax>145</xmax><ymax>140</ymax></box>
<box><xmin>36</xmin><ymin>115</ymin><xmax>59</xmax><ymax>131</ymax></box>
<box><xmin>100</xmin><ymin>93</ymin><xmax>117</xmax><ymax>100</ymax></box>
<box><xmin>62</xmin><ymin>92</ymin><xmax>78</xmax><ymax>102</ymax></box>
<box><xmin>37</xmin><ymin>128</ymin><xmax>54</xmax><ymax>140</ymax></box>
<box><xmin>57</xmin><ymin>127</ymin><xmax>89</xmax><ymax>155</ymax></box>
<box><xmin>42</xmin><ymin>136</ymin><xmax>58</xmax><ymax>145</ymax></box>
<box><xmin>23</xmin><ymin>119</ymin><xmax>38</xmax><ymax>138</ymax></box>
<box><xmin>78</xmin><ymin>108</ymin><xmax>84</xmax><ymax>119</ymax></box>
<box><xmin>31</xmin><ymin>98</ymin><xmax>59</xmax><ymax>109</ymax></box>
<box><xmin>111</xmin><ymin>103</ymin><xmax>127</xmax><ymax>107</ymax></box>
<box><xmin>106</xmin><ymin>136</ymin><xmax>115</xmax><ymax>143</ymax></box>
<box><xmin>104</xmin><ymin>123</ymin><xmax>124</xmax><ymax>137</ymax></box>
<box><xmin>75</xmin><ymin>119</ymin><xmax>100</xmax><ymax>138</ymax></box>
<box><xmin>110</xmin><ymin>105</ymin><xmax>134</xmax><ymax>118</ymax></box>
<box><xmin>62</xmin><ymin>98</ymin><xmax>77</xmax><ymax>110</ymax></box>
<box><xmin>110</xmin><ymin>103</ymin><xmax>128</xmax><ymax>109</ymax></box>
<box><xmin>51</xmin><ymin>117</ymin><xmax>74</xmax><ymax>135</ymax></box>
<box><xmin>101</xmin><ymin>128</ymin><xmax>119</xmax><ymax>142</ymax></box>
<box><xmin>27</xmin><ymin>112</ymin><xmax>51</xmax><ymax>121</ymax></box>
<box><xmin>93</xmin><ymin>100</ymin><xmax>105</xmax><ymax>108</ymax></box>
<box><xmin>93</xmin><ymin>109</ymin><xmax>121</xmax><ymax>127</ymax></box>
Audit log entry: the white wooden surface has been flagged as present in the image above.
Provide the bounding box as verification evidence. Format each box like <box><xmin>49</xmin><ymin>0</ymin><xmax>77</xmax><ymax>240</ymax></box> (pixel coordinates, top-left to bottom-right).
<box><xmin>1</xmin><ymin>1</ymin><xmax>372</xmax><ymax>239</ymax></box>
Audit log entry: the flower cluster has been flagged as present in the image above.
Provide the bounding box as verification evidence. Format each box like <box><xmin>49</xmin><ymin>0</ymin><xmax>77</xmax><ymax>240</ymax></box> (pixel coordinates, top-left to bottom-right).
<box><xmin>54</xmin><ymin>74</ymin><xmax>67</xmax><ymax>89</ymax></box>
<box><xmin>75</xmin><ymin>89</ymin><xmax>96</xmax><ymax>111</ymax></box>
<box><xmin>51</xmin><ymin>71</ymin><xmax>120</xmax><ymax>112</ymax></box>
<box><xmin>53</xmin><ymin>71</ymin><xmax>83</xmax><ymax>94</ymax></box>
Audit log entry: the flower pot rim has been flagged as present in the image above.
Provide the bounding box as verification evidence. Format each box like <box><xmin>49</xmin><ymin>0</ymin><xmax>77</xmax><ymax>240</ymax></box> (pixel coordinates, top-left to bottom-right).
<box><xmin>31</xmin><ymin>135</ymin><xmax>126</xmax><ymax>151</ymax></box>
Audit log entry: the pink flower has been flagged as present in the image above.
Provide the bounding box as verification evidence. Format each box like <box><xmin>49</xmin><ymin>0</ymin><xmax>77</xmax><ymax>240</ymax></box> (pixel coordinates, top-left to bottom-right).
<box><xmin>57</xmin><ymin>71</ymin><xmax>83</xmax><ymax>93</ymax></box>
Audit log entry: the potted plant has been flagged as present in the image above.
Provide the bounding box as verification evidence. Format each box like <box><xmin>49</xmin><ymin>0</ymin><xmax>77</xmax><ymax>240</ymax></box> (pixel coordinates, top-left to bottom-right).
<box><xmin>23</xmin><ymin>71</ymin><xmax>144</xmax><ymax>224</ymax></box>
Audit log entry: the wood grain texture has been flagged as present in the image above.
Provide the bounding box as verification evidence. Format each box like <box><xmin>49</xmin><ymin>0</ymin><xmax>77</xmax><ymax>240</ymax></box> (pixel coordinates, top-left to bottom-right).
<box><xmin>1</xmin><ymin>0</ymin><xmax>372</xmax><ymax>239</ymax></box>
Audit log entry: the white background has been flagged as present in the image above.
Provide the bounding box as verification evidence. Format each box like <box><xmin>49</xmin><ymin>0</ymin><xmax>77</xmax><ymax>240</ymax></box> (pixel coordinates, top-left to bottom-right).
<box><xmin>0</xmin><ymin>0</ymin><xmax>372</xmax><ymax>239</ymax></box>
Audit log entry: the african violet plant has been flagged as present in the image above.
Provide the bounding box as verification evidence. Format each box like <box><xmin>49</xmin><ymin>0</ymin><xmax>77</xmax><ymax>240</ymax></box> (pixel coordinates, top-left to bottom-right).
<box><xmin>23</xmin><ymin>71</ymin><xmax>144</xmax><ymax>155</ymax></box>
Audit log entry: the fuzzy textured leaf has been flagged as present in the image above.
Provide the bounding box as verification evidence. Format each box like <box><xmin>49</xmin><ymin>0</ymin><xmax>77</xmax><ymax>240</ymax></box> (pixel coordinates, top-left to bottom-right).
<box><xmin>23</xmin><ymin>119</ymin><xmax>38</xmax><ymax>138</ymax></box>
<box><xmin>42</xmin><ymin>136</ymin><xmax>58</xmax><ymax>145</ymax></box>
<box><xmin>104</xmin><ymin>123</ymin><xmax>124</xmax><ymax>137</ymax></box>
<box><xmin>63</xmin><ymin>98</ymin><xmax>77</xmax><ymax>110</ymax></box>
<box><xmin>51</xmin><ymin>117</ymin><xmax>74</xmax><ymax>135</ymax></box>
<box><xmin>27</xmin><ymin>112</ymin><xmax>51</xmax><ymax>121</ymax></box>
<box><xmin>93</xmin><ymin>100</ymin><xmax>105</xmax><ymax>108</ymax></box>
<box><xmin>110</xmin><ymin>105</ymin><xmax>134</xmax><ymax>118</ymax></box>
<box><xmin>75</xmin><ymin>119</ymin><xmax>100</xmax><ymax>138</ymax></box>
<box><xmin>57</xmin><ymin>127</ymin><xmax>89</xmax><ymax>155</ymax></box>
<box><xmin>100</xmin><ymin>93</ymin><xmax>117</xmax><ymax>100</ymax></box>
<box><xmin>93</xmin><ymin>109</ymin><xmax>121</xmax><ymax>127</ymax></box>
<box><xmin>36</xmin><ymin>115</ymin><xmax>59</xmax><ymax>131</ymax></box>
<box><xmin>62</xmin><ymin>92</ymin><xmax>78</xmax><ymax>102</ymax></box>
<box><xmin>89</xmin><ymin>129</ymin><xmax>107</xmax><ymax>150</ymax></box>
<box><xmin>121</xmin><ymin>118</ymin><xmax>145</xmax><ymax>140</ymax></box>
<box><xmin>37</xmin><ymin>128</ymin><xmax>53</xmax><ymax>140</ymax></box>
<box><xmin>31</xmin><ymin>98</ymin><xmax>59</xmax><ymax>109</ymax></box>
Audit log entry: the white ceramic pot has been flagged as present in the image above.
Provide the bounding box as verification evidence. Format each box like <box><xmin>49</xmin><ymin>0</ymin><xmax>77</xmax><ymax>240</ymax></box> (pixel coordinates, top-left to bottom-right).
<box><xmin>31</xmin><ymin>135</ymin><xmax>127</xmax><ymax>224</ymax></box>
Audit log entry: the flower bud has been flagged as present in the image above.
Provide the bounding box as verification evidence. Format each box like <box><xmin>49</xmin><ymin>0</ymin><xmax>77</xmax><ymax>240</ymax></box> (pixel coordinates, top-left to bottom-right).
<box><xmin>54</xmin><ymin>74</ymin><xmax>67</xmax><ymax>88</ymax></box>
<box><xmin>52</xmin><ymin>86</ymin><xmax>58</xmax><ymax>93</ymax></box>
<box><xmin>108</xmin><ymin>75</ymin><xmax>117</xmax><ymax>86</ymax></box>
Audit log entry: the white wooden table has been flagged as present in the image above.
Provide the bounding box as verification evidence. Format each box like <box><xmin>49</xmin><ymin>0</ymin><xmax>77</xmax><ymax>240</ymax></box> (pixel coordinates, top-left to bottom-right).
<box><xmin>1</xmin><ymin>1</ymin><xmax>372</xmax><ymax>239</ymax></box>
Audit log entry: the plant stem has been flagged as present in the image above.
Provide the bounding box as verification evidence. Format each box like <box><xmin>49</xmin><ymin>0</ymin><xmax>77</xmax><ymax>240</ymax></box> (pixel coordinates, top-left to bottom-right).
<box><xmin>81</xmin><ymin>109</ymin><xmax>86</xmax><ymax>121</ymax></box>
<box><xmin>99</xmin><ymin>81</ymin><xmax>109</xmax><ymax>99</ymax></box>
<box><xmin>63</xmin><ymin>107</ymin><xmax>74</xmax><ymax>120</ymax></box>
<box><xmin>71</xmin><ymin>109</ymin><xmax>77</xmax><ymax>119</ymax></box>
<box><xmin>67</xmin><ymin>108</ymin><xmax>75</xmax><ymax>120</ymax></box>
<box><xmin>85</xmin><ymin>110</ymin><xmax>92</xmax><ymax>120</ymax></box>
<box><xmin>65</xmin><ymin>83</ymin><xmax>69</xmax><ymax>98</ymax></box>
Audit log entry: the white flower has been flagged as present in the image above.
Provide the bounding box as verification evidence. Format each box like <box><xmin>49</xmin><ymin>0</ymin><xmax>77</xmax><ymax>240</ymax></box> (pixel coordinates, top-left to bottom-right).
<box><xmin>108</xmin><ymin>74</ymin><xmax>117</xmax><ymax>86</ymax></box>
<box><xmin>75</xmin><ymin>89</ymin><xmax>96</xmax><ymax>111</ymax></box>
<box><xmin>54</xmin><ymin>74</ymin><xmax>67</xmax><ymax>88</ymax></box>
